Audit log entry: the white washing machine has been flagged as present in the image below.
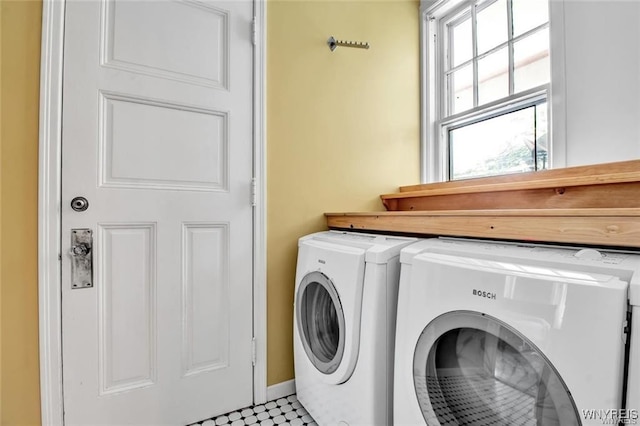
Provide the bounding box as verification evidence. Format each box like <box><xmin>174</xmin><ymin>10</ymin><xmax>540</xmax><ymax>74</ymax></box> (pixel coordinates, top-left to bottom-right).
<box><xmin>293</xmin><ymin>231</ymin><xmax>418</xmax><ymax>425</ymax></box>
<box><xmin>394</xmin><ymin>238</ymin><xmax>640</xmax><ymax>426</ymax></box>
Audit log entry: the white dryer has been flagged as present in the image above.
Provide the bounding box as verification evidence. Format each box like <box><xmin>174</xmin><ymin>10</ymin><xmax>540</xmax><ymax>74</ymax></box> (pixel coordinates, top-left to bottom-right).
<box><xmin>394</xmin><ymin>238</ymin><xmax>640</xmax><ymax>426</ymax></box>
<box><xmin>293</xmin><ymin>231</ymin><xmax>418</xmax><ymax>425</ymax></box>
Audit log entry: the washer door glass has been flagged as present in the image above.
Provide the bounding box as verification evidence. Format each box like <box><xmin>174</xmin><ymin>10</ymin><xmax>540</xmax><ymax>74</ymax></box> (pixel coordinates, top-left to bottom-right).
<box><xmin>414</xmin><ymin>311</ymin><xmax>581</xmax><ymax>426</ymax></box>
<box><xmin>296</xmin><ymin>271</ymin><xmax>345</xmax><ymax>375</ymax></box>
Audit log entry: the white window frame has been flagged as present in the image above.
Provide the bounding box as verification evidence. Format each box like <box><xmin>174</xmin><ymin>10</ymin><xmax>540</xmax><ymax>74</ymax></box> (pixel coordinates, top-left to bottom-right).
<box><xmin>420</xmin><ymin>0</ymin><xmax>567</xmax><ymax>183</ymax></box>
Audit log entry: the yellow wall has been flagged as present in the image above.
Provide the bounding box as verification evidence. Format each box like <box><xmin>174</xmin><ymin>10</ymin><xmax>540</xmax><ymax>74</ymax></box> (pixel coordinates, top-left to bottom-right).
<box><xmin>0</xmin><ymin>0</ymin><xmax>420</xmax><ymax>420</ymax></box>
<box><xmin>267</xmin><ymin>0</ymin><xmax>420</xmax><ymax>384</ymax></box>
<box><xmin>0</xmin><ymin>0</ymin><xmax>3</xmax><ymax>418</ymax></box>
<box><xmin>0</xmin><ymin>0</ymin><xmax>43</xmax><ymax>424</ymax></box>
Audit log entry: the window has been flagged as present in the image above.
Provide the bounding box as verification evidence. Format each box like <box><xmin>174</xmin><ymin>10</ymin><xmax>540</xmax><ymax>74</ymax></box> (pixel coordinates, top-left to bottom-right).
<box><xmin>423</xmin><ymin>0</ymin><xmax>551</xmax><ymax>181</ymax></box>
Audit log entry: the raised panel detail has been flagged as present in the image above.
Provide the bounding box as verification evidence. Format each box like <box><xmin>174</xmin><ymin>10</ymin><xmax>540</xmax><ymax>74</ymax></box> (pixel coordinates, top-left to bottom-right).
<box><xmin>99</xmin><ymin>92</ymin><xmax>228</xmax><ymax>191</ymax></box>
<box><xmin>182</xmin><ymin>223</ymin><xmax>230</xmax><ymax>376</ymax></box>
<box><xmin>98</xmin><ymin>223</ymin><xmax>157</xmax><ymax>395</ymax></box>
<box><xmin>101</xmin><ymin>0</ymin><xmax>229</xmax><ymax>89</ymax></box>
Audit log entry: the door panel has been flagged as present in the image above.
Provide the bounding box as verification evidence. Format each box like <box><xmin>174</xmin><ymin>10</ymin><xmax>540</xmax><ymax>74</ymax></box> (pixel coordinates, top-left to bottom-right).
<box><xmin>102</xmin><ymin>0</ymin><xmax>229</xmax><ymax>88</ymax></box>
<box><xmin>98</xmin><ymin>224</ymin><xmax>157</xmax><ymax>395</ymax></box>
<box><xmin>100</xmin><ymin>93</ymin><xmax>229</xmax><ymax>191</ymax></box>
<box><xmin>61</xmin><ymin>1</ymin><xmax>254</xmax><ymax>424</ymax></box>
<box><xmin>182</xmin><ymin>223</ymin><xmax>230</xmax><ymax>377</ymax></box>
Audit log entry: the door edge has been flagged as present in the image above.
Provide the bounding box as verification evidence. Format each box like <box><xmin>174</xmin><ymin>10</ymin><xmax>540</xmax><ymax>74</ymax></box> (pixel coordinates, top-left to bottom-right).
<box><xmin>252</xmin><ymin>0</ymin><xmax>268</xmax><ymax>406</ymax></box>
<box><xmin>38</xmin><ymin>0</ymin><xmax>66</xmax><ymax>424</ymax></box>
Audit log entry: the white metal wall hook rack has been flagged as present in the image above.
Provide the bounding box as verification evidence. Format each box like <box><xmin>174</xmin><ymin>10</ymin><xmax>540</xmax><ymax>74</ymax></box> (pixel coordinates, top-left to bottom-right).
<box><xmin>327</xmin><ymin>36</ymin><xmax>370</xmax><ymax>51</ymax></box>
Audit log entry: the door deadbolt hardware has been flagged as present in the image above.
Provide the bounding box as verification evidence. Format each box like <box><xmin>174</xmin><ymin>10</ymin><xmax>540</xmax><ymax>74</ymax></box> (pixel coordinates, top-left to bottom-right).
<box><xmin>71</xmin><ymin>196</ymin><xmax>89</xmax><ymax>212</ymax></box>
<box><xmin>71</xmin><ymin>229</ymin><xmax>93</xmax><ymax>289</ymax></box>
<box><xmin>71</xmin><ymin>243</ymin><xmax>90</xmax><ymax>257</ymax></box>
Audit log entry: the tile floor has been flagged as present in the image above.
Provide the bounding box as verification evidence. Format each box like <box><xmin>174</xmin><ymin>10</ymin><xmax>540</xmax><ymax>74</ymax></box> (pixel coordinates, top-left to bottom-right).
<box><xmin>190</xmin><ymin>394</ymin><xmax>317</xmax><ymax>426</ymax></box>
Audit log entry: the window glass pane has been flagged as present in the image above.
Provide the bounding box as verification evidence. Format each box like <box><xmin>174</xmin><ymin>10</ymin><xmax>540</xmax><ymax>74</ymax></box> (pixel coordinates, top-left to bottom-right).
<box><xmin>536</xmin><ymin>102</ymin><xmax>548</xmax><ymax>170</ymax></box>
<box><xmin>449</xmin><ymin>105</ymin><xmax>541</xmax><ymax>179</ymax></box>
<box><xmin>451</xmin><ymin>17</ymin><xmax>473</xmax><ymax>68</ymax></box>
<box><xmin>476</xmin><ymin>0</ymin><xmax>508</xmax><ymax>54</ymax></box>
<box><xmin>478</xmin><ymin>46</ymin><xmax>508</xmax><ymax>105</ymax></box>
<box><xmin>512</xmin><ymin>0</ymin><xmax>549</xmax><ymax>37</ymax></box>
<box><xmin>514</xmin><ymin>28</ymin><xmax>550</xmax><ymax>92</ymax></box>
<box><xmin>450</xmin><ymin>65</ymin><xmax>474</xmax><ymax>114</ymax></box>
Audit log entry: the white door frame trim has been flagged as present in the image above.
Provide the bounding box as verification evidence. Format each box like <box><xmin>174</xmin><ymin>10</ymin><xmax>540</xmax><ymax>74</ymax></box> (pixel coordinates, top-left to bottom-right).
<box><xmin>252</xmin><ymin>0</ymin><xmax>268</xmax><ymax>408</ymax></box>
<box><xmin>37</xmin><ymin>1</ymin><xmax>268</xmax><ymax>424</ymax></box>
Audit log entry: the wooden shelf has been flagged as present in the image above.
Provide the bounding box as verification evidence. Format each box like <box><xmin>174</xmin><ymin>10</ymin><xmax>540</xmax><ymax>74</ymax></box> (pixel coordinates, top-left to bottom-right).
<box><xmin>325</xmin><ymin>209</ymin><xmax>640</xmax><ymax>248</ymax></box>
<box><xmin>381</xmin><ymin>160</ymin><xmax>640</xmax><ymax>211</ymax></box>
<box><xmin>326</xmin><ymin>161</ymin><xmax>640</xmax><ymax>248</ymax></box>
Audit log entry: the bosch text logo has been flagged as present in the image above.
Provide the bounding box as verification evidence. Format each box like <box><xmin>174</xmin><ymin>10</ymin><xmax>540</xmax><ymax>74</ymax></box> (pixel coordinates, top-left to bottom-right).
<box><xmin>473</xmin><ymin>289</ymin><xmax>497</xmax><ymax>300</ymax></box>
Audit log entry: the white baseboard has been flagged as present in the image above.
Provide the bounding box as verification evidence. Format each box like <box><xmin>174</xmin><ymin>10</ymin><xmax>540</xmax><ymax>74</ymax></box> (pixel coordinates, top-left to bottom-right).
<box><xmin>266</xmin><ymin>379</ymin><xmax>296</xmax><ymax>401</ymax></box>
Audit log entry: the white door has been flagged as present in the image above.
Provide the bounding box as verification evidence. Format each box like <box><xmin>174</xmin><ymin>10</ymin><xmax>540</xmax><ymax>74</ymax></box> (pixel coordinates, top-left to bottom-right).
<box><xmin>60</xmin><ymin>1</ymin><xmax>254</xmax><ymax>424</ymax></box>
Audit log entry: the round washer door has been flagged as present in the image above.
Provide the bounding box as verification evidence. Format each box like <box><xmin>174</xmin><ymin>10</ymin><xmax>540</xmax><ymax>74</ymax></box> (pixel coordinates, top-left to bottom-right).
<box><xmin>413</xmin><ymin>311</ymin><xmax>581</xmax><ymax>426</ymax></box>
<box><xmin>296</xmin><ymin>271</ymin><xmax>345</xmax><ymax>375</ymax></box>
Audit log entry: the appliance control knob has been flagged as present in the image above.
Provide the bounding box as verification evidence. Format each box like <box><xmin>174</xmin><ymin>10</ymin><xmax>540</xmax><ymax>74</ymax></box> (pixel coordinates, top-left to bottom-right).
<box><xmin>574</xmin><ymin>248</ymin><xmax>603</xmax><ymax>260</ymax></box>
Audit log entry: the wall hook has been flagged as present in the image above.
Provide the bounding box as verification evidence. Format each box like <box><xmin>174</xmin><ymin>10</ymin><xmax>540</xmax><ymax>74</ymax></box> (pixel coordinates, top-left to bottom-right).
<box><xmin>327</xmin><ymin>36</ymin><xmax>370</xmax><ymax>52</ymax></box>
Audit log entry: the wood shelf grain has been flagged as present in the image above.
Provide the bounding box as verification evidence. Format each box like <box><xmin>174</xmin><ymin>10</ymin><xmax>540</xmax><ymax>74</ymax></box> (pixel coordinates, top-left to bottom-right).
<box><xmin>397</xmin><ymin>160</ymin><xmax>640</xmax><ymax>193</ymax></box>
<box><xmin>325</xmin><ymin>209</ymin><xmax>640</xmax><ymax>248</ymax></box>
<box><xmin>327</xmin><ymin>161</ymin><xmax>640</xmax><ymax>248</ymax></box>
<box><xmin>382</xmin><ymin>160</ymin><xmax>640</xmax><ymax>211</ymax></box>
